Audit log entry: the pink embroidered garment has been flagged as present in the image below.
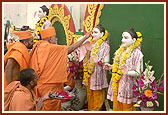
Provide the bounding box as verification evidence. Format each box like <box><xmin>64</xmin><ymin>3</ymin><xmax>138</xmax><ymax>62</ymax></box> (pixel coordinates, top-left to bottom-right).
<box><xmin>77</xmin><ymin>41</ymin><xmax>110</xmax><ymax>90</ymax></box>
<box><xmin>107</xmin><ymin>48</ymin><xmax>143</xmax><ymax>104</ymax></box>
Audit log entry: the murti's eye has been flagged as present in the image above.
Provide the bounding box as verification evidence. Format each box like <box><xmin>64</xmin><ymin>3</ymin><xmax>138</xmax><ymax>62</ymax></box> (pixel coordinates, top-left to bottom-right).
<box><xmin>124</xmin><ymin>36</ymin><xmax>128</xmax><ymax>39</ymax></box>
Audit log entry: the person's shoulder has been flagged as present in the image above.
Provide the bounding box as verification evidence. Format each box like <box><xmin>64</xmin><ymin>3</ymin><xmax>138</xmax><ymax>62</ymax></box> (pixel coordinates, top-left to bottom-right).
<box><xmin>12</xmin><ymin>90</ymin><xmax>26</xmax><ymax>102</ymax></box>
<box><xmin>36</xmin><ymin>40</ymin><xmax>50</xmax><ymax>47</ymax></box>
<box><xmin>51</xmin><ymin>44</ymin><xmax>67</xmax><ymax>48</ymax></box>
<box><xmin>13</xmin><ymin>90</ymin><xmax>25</xmax><ymax>96</ymax></box>
<box><xmin>101</xmin><ymin>40</ymin><xmax>110</xmax><ymax>48</ymax></box>
<box><xmin>10</xmin><ymin>42</ymin><xmax>27</xmax><ymax>50</ymax></box>
<box><xmin>133</xmin><ymin>48</ymin><xmax>142</xmax><ymax>53</ymax></box>
<box><xmin>13</xmin><ymin>88</ymin><xmax>31</xmax><ymax>101</ymax></box>
<box><xmin>132</xmin><ymin>48</ymin><xmax>143</xmax><ymax>57</ymax></box>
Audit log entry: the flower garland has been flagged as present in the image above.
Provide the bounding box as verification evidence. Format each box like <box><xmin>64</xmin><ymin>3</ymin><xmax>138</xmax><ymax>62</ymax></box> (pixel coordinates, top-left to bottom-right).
<box><xmin>83</xmin><ymin>30</ymin><xmax>108</xmax><ymax>86</ymax></box>
<box><xmin>112</xmin><ymin>32</ymin><xmax>143</xmax><ymax>95</ymax></box>
<box><xmin>34</xmin><ymin>16</ymin><xmax>49</xmax><ymax>40</ymax></box>
<box><xmin>68</xmin><ymin>51</ymin><xmax>84</xmax><ymax>80</ymax></box>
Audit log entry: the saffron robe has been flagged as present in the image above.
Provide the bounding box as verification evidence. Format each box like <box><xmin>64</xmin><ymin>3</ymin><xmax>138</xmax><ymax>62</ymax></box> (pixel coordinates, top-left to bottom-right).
<box><xmin>4</xmin><ymin>81</ymin><xmax>36</xmax><ymax>111</ymax></box>
<box><xmin>29</xmin><ymin>41</ymin><xmax>68</xmax><ymax>111</ymax></box>
<box><xmin>4</xmin><ymin>42</ymin><xmax>30</xmax><ymax>88</ymax></box>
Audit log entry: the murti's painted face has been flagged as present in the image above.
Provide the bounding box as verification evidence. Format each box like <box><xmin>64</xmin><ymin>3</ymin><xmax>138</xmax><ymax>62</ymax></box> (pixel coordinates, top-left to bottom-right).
<box><xmin>121</xmin><ymin>32</ymin><xmax>136</xmax><ymax>48</ymax></box>
<box><xmin>92</xmin><ymin>27</ymin><xmax>104</xmax><ymax>41</ymax></box>
<box><xmin>38</xmin><ymin>8</ymin><xmax>46</xmax><ymax>19</ymax></box>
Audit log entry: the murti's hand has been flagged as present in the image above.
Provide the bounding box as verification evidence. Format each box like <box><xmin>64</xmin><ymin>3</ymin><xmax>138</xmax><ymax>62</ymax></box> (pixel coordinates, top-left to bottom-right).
<box><xmin>120</xmin><ymin>64</ymin><xmax>128</xmax><ymax>75</ymax></box>
<box><xmin>93</xmin><ymin>54</ymin><xmax>98</xmax><ymax>63</ymax></box>
<box><xmin>103</xmin><ymin>63</ymin><xmax>112</xmax><ymax>70</ymax></box>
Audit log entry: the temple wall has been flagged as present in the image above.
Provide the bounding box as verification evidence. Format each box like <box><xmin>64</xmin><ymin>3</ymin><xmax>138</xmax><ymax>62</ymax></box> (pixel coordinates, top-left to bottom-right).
<box><xmin>100</xmin><ymin>4</ymin><xmax>164</xmax><ymax>111</ymax></box>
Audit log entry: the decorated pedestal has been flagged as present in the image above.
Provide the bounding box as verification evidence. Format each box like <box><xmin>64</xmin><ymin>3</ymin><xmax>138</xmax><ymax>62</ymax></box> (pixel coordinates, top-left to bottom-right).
<box><xmin>140</xmin><ymin>107</ymin><xmax>154</xmax><ymax>111</ymax></box>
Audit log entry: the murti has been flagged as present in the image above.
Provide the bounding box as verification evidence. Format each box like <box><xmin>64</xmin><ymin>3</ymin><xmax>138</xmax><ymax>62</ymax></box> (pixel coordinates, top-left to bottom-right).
<box><xmin>83</xmin><ymin>30</ymin><xmax>108</xmax><ymax>86</ymax></box>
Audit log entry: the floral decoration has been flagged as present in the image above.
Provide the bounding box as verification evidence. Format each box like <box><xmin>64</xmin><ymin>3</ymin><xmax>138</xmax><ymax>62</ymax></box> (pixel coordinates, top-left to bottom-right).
<box><xmin>68</xmin><ymin>51</ymin><xmax>83</xmax><ymax>80</ymax></box>
<box><xmin>133</xmin><ymin>61</ymin><xmax>164</xmax><ymax>108</ymax></box>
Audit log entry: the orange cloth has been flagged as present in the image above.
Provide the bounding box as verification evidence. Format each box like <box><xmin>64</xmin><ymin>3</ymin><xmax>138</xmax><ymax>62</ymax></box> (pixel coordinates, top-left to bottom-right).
<box><xmin>29</xmin><ymin>40</ymin><xmax>68</xmax><ymax>111</ymax></box>
<box><xmin>4</xmin><ymin>42</ymin><xmax>30</xmax><ymax>88</ymax></box>
<box><xmin>13</xmin><ymin>30</ymin><xmax>32</xmax><ymax>40</ymax></box>
<box><xmin>4</xmin><ymin>81</ymin><xmax>36</xmax><ymax>111</ymax></box>
<box><xmin>113</xmin><ymin>94</ymin><xmax>136</xmax><ymax>111</ymax></box>
<box><xmin>87</xmin><ymin>78</ymin><xmax>105</xmax><ymax>111</ymax></box>
<box><xmin>65</xmin><ymin>72</ymin><xmax>75</xmax><ymax>89</ymax></box>
<box><xmin>37</xmin><ymin>83</ymin><xmax>64</xmax><ymax>111</ymax></box>
<box><xmin>40</xmin><ymin>27</ymin><xmax>56</xmax><ymax>39</ymax></box>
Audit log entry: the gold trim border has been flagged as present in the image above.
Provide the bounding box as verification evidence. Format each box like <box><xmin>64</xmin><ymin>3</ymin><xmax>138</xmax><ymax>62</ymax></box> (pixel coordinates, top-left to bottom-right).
<box><xmin>83</xmin><ymin>4</ymin><xmax>104</xmax><ymax>33</ymax></box>
<box><xmin>48</xmin><ymin>4</ymin><xmax>82</xmax><ymax>45</ymax></box>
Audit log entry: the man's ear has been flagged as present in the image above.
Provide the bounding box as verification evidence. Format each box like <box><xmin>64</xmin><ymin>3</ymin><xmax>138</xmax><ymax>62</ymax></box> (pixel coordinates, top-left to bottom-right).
<box><xmin>23</xmin><ymin>41</ymin><xmax>28</xmax><ymax>46</ymax></box>
<box><xmin>29</xmin><ymin>81</ymin><xmax>34</xmax><ymax>86</ymax></box>
<box><xmin>48</xmin><ymin>37</ymin><xmax>52</xmax><ymax>43</ymax></box>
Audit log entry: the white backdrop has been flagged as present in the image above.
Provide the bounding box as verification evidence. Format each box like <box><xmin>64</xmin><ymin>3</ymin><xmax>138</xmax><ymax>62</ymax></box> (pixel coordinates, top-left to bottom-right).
<box><xmin>3</xmin><ymin>2</ymin><xmax>86</xmax><ymax>31</ymax></box>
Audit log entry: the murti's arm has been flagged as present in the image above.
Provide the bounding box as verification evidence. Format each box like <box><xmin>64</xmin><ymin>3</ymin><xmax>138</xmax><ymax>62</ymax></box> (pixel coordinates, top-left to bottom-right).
<box><xmin>102</xmin><ymin>44</ymin><xmax>113</xmax><ymax>70</ymax></box>
<box><xmin>104</xmin><ymin>53</ymin><xmax>110</xmax><ymax>64</ymax></box>
<box><xmin>127</xmin><ymin>70</ymin><xmax>139</xmax><ymax>77</ymax></box>
<box><xmin>127</xmin><ymin>57</ymin><xmax>143</xmax><ymax>77</ymax></box>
